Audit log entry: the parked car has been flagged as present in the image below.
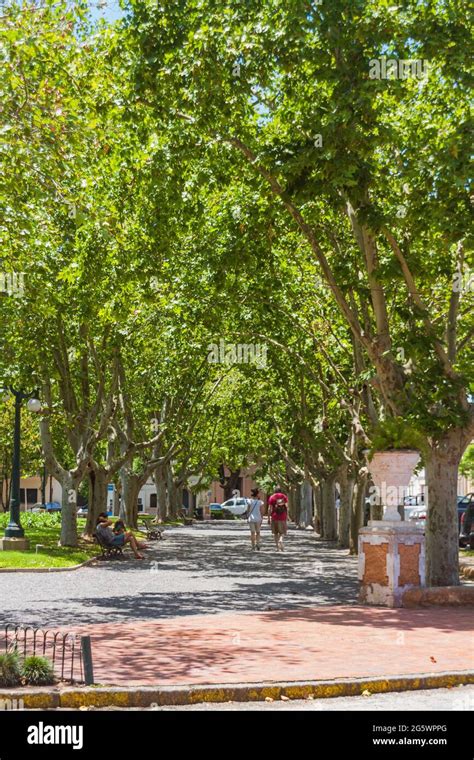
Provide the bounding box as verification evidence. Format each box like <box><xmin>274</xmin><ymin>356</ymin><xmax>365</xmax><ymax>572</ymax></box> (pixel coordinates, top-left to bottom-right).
<box><xmin>220</xmin><ymin>497</ymin><xmax>250</xmax><ymax>517</ymax></box>
<box><xmin>29</xmin><ymin>503</ymin><xmax>46</xmax><ymax>512</ymax></box>
<box><xmin>209</xmin><ymin>503</ymin><xmax>222</xmax><ymax>511</ymax></box>
<box><xmin>457</xmin><ymin>493</ymin><xmax>474</xmax><ymax>531</ymax></box>
<box><xmin>45</xmin><ymin>501</ymin><xmax>61</xmax><ymax>512</ymax></box>
<box><xmin>77</xmin><ymin>507</ymin><xmax>112</xmax><ymax>518</ymax></box>
<box><xmin>408</xmin><ymin>508</ymin><xmax>427</xmax><ymax>528</ymax></box>
<box><xmin>402</xmin><ymin>493</ymin><xmax>425</xmax><ymax>521</ymax></box>
<box><xmin>459</xmin><ymin>502</ymin><xmax>474</xmax><ymax>549</ymax></box>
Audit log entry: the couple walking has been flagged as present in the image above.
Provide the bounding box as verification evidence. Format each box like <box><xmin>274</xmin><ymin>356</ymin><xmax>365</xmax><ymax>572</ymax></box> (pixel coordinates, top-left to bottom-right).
<box><xmin>246</xmin><ymin>488</ymin><xmax>288</xmax><ymax>552</ymax></box>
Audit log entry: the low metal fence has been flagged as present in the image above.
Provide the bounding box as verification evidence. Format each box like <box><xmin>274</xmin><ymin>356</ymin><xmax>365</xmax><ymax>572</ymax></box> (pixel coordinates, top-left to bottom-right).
<box><xmin>4</xmin><ymin>625</ymin><xmax>94</xmax><ymax>685</ymax></box>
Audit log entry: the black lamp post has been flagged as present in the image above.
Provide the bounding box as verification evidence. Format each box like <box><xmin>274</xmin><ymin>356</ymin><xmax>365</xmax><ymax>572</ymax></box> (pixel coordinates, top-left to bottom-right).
<box><xmin>1</xmin><ymin>388</ymin><xmax>41</xmax><ymax>540</ymax></box>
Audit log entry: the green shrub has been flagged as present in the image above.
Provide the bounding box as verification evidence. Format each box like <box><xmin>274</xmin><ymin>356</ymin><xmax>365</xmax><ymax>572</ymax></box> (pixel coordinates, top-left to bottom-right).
<box><xmin>369</xmin><ymin>418</ymin><xmax>427</xmax><ymax>458</ymax></box>
<box><xmin>0</xmin><ymin>652</ymin><xmax>21</xmax><ymax>687</ymax></box>
<box><xmin>0</xmin><ymin>511</ymin><xmax>61</xmax><ymax>530</ymax></box>
<box><xmin>21</xmin><ymin>655</ymin><xmax>55</xmax><ymax>686</ymax></box>
<box><xmin>220</xmin><ymin>510</ymin><xmax>236</xmax><ymax>520</ymax></box>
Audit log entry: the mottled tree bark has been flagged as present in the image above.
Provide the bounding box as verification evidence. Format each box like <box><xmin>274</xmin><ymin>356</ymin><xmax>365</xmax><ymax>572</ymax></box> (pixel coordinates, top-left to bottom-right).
<box><xmin>313</xmin><ymin>484</ymin><xmax>322</xmax><ymax>535</ymax></box>
<box><xmin>85</xmin><ymin>467</ymin><xmax>109</xmax><ymax>536</ymax></box>
<box><xmin>321</xmin><ymin>473</ymin><xmax>337</xmax><ymax>540</ymax></box>
<box><xmin>350</xmin><ymin>470</ymin><xmax>368</xmax><ymax>555</ymax></box>
<box><xmin>59</xmin><ymin>471</ymin><xmax>81</xmax><ymax>547</ymax></box>
<box><xmin>338</xmin><ymin>464</ymin><xmax>354</xmax><ymax>549</ymax></box>
<box><xmin>120</xmin><ymin>469</ymin><xmax>143</xmax><ymax>530</ymax></box>
<box><xmin>299</xmin><ymin>480</ymin><xmax>313</xmax><ymax>528</ymax></box>
<box><xmin>152</xmin><ymin>464</ymin><xmax>167</xmax><ymax>522</ymax></box>
<box><xmin>425</xmin><ymin>439</ymin><xmax>463</xmax><ymax>586</ymax></box>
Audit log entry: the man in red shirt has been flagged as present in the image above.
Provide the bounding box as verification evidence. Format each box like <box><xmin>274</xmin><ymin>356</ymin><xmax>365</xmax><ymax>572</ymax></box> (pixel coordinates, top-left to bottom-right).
<box><xmin>267</xmin><ymin>491</ymin><xmax>289</xmax><ymax>551</ymax></box>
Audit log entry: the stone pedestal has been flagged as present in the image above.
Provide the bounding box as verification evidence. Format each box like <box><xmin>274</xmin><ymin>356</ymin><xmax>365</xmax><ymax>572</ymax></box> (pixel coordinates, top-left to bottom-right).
<box><xmin>0</xmin><ymin>537</ymin><xmax>30</xmax><ymax>551</ymax></box>
<box><xmin>358</xmin><ymin>521</ymin><xmax>425</xmax><ymax>607</ymax></box>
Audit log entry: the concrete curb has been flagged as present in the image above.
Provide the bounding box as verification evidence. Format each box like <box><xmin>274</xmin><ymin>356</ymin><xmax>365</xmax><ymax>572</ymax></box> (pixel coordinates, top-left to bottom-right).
<box><xmin>1</xmin><ymin>671</ymin><xmax>473</xmax><ymax>708</ymax></box>
<box><xmin>0</xmin><ymin>557</ymin><xmax>99</xmax><ymax>573</ymax></box>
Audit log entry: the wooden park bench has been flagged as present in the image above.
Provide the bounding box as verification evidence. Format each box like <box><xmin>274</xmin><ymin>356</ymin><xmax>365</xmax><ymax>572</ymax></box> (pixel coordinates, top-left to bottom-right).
<box><xmin>139</xmin><ymin>518</ymin><xmax>164</xmax><ymax>541</ymax></box>
<box><xmin>178</xmin><ymin>509</ymin><xmax>194</xmax><ymax>526</ymax></box>
<box><xmin>93</xmin><ymin>532</ymin><xmax>125</xmax><ymax>560</ymax></box>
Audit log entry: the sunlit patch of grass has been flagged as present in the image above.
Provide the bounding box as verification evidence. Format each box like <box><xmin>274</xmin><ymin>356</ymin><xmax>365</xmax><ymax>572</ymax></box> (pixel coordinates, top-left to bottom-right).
<box><xmin>0</xmin><ymin>513</ymin><xmax>98</xmax><ymax>569</ymax></box>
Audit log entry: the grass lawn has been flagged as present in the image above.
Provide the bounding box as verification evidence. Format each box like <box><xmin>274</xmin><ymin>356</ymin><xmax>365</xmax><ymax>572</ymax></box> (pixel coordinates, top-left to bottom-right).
<box><xmin>0</xmin><ymin>513</ymin><xmax>181</xmax><ymax>569</ymax></box>
<box><xmin>0</xmin><ymin>513</ymin><xmax>99</xmax><ymax>569</ymax></box>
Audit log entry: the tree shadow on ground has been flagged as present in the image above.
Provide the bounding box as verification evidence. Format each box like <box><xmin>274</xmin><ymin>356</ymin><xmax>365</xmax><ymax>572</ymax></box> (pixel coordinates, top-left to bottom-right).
<box><xmin>0</xmin><ymin>524</ymin><xmax>359</xmax><ymax>628</ymax></box>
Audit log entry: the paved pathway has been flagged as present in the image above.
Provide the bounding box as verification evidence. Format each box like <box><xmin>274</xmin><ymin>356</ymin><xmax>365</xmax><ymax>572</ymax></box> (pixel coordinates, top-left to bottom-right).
<box><xmin>73</xmin><ymin>604</ymin><xmax>473</xmax><ymax>686</ymax></box>
<box><xmin>0</xmin><ymin>522</ymin><xmax>358</xmax><ymax>627</ymax></box>
<box><xmin>1</xmin><ymin>523</ymin><xmax>472</xmax><ymax>690</ymax></box>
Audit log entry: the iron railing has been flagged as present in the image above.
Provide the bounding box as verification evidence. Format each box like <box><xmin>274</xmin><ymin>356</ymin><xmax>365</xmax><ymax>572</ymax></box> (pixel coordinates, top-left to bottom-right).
<box><xmin>4</xmin><ymin>625</ymin><xmax>94</xmax><ymax>684</ymax></box>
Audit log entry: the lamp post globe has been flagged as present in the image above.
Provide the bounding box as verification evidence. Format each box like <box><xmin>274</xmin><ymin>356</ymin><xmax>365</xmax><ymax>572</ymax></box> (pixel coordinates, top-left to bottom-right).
<box><xmin>26</xmin><ymin>398</ymin><xmax>42</xmax><ymax>413</ymax></box>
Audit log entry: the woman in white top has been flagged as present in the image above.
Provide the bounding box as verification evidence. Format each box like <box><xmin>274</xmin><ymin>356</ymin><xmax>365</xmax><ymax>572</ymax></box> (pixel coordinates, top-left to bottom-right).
<box><xmin>246</xmin><ymin>488</ymin><xmax>265</xmax><ymax>550</ymax></box>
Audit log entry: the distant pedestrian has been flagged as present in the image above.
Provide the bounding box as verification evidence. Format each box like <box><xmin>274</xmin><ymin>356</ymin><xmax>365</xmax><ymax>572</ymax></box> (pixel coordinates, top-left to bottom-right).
<box><xmin>245</xmin><ymin>488</ymin><xmax>264</xmax><ymax>550</ymax></box>
<box><xmin>268</xmin><ymin>491</ymin><xmax>289</xmax><ymax>551</ymax></box>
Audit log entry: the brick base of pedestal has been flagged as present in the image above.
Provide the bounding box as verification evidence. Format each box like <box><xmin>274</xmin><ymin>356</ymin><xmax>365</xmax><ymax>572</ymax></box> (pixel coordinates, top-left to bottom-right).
<box><xmin>358</xmin><ymin>521</ymin><xmax>425</xmax><ymax>608</ymax></box>
<box><xmin>403</xmin><ymin>586</ymin><xmax>474</xmax><ymax>607</ymax></box>
<box><xmin>0</xmin><ymin>537</ymin><xmax>30</xmax><ymax>551</ymax></box>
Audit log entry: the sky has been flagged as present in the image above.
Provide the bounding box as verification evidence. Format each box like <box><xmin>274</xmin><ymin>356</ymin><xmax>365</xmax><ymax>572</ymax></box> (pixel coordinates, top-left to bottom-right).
<box><xmin>0</xmin><ymin>1</ymin><xmax>125</xmax><ymax>23</ymax></box>
<box><xmin>88</xmin><ymin>0</ymin><xmax>124</xmax><ymax>24</ymax></box>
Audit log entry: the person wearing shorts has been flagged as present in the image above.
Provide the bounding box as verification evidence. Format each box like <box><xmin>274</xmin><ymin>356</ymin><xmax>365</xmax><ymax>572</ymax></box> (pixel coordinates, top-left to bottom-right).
<box><xmin>246</xmin><ymin>488</ymin><xmax>264</xmax><ymax>550</ymax></box>
<box><xmin>95</xmin><ymin>513</ymin><xmax>146</xmax><ymax>559</ymax></box>
<box><xmin>268</xmin><ymin>491</ymin><xmax>288</xmax><ymax>551</ymax></box>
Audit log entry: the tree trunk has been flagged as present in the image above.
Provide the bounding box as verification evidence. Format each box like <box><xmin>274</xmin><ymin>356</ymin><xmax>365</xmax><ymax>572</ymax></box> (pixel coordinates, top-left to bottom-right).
<box><xmin>166</xmin><ymin>467</ymin><xmax>178</xmax><ymax>519</ymax></box>
<box><xmin>321</xmin><ymin>474</ymin><xmax>337</xmax><ymax>540</ymax></box>
<box><xmin>59</xmin><ymin>472</ymin><xmax>80</xmax><ymax>547</ymax></box>
<box><xmin>350</xmin><ymin>470</ymin><xmax>368</xmax><ymax>555</ymax></box>
<box><xmin>299</xmin><ymin>480</ymin><xmax>313</xmax><ymax>528</ymax></box>
<box><xmin>425</xmin><ymin>442</ymin><xmax>462</xmax><ymax>586</ymax></box>
<box><xmin>289</xmin><ymin>483</ymin><xmax>300</xmax><ymax>524</ymax></box>
<box><xmin>176</xmin><ymin>484</ymin><xmax>183</xmax><ymax>514</ymax></box>
<box><xmin>85</xmin><ymin>467</ymin><xmax>109</xmax><ymax>536</ymax></box>
<box><xmin>152</xmin><ymin>464</ymin><xmax>167</xmax><ymax>522</ymax></box>
<box><xmin>313</xmin><ymin>484</ymin><xmax>322</xmax><ymax>534</ymax></box>
<box><xmin>121</xmin><ymin>470</ymin><xmax>141</xmax><ymax>529</ymax></box>
<box><xmin>113</xmin><ymin>481</ymin><xmax>121</xmax><ymax>517</ymax></box>
<box><xmin>219</xmin><ymin>465</ymin><xmax>241</xmax><ymax>500</ymax></box>
<box><xmin>0</xmin><ymin>471</ymin><xmax>9</xmax><ymax>511</ymax></box>
<box><xmin>338</xmin><ymin>466</ymin><xmax>354</xmax><ymax>549</ymax></box>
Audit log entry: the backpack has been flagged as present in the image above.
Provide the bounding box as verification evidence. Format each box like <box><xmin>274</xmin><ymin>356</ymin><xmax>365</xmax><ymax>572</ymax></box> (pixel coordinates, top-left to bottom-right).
<box><xmin>274</xmin><ymin>501</ymin><xmax>286</xmax><ymax>514</ymax></box>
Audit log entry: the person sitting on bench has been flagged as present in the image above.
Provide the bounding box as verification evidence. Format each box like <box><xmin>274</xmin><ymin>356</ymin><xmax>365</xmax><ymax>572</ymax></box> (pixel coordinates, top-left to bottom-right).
<box><xmin>96</xmin><ymin>513</ymin><xmax>145</xmax><ymax>560</ymax></box>
<box><xmin>113</xmin><ymin>519</ymin><xmax>126</xmax><ymax>536</ymax></box>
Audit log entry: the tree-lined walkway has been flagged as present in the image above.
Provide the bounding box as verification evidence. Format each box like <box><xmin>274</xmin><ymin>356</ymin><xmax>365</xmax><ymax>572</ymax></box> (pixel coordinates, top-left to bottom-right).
<box><xmin>0</xmin><ymin>523</ymin><xmax>472</xmax><ymax>689</ymax></box>
<box><xmin>0</xmin><ymin>523</ymin><xmax>358</xmax><ymax>628</ymax></box>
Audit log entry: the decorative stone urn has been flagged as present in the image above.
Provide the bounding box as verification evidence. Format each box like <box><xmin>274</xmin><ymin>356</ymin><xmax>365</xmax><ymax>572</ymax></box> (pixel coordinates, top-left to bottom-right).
<box><xmin>367</xmin><ymin>449</ymin><xmax>420</xmax><ymax>521</ymax></box>
<box><xmin>359</xmin><ymin>449</ymin><xmax>425</xmax><ymax>607</ymax></box>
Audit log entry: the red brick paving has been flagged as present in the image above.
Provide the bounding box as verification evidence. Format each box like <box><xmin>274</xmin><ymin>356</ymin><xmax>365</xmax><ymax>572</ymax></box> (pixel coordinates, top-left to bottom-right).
<box><xmin>73</xmin><ymin>605</ymin><xmax>474</xmax><ymax>686</ymax></box>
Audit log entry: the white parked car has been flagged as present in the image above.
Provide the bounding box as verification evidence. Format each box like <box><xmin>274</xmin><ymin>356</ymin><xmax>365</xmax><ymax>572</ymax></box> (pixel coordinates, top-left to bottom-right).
<box><xmin>220</xmin><ymin>497</ymin><xmax>250</xmax><ymax>517</ymax></box>
<box><xmin>408</xmin><ymin>508</ymin><xmax>427</xmax><ymax>528</ymax></box>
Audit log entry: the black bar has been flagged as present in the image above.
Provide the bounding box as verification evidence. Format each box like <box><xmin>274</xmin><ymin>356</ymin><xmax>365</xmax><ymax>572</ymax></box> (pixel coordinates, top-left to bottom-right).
<box><xmin>81</xmin><ymin>635</ymin><xmax>94</xmax><ymax>686</ymax></box>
